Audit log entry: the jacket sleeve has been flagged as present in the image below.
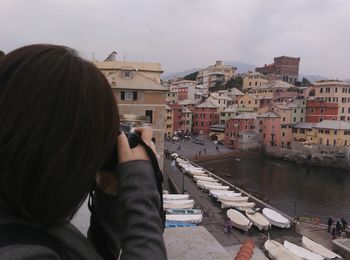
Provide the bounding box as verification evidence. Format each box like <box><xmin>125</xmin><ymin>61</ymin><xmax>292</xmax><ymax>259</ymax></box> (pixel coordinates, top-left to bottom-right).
<box><xmin>88</xmin><ymin>160</ymin><xmax>167</xmax><ymax>260</ymax></box>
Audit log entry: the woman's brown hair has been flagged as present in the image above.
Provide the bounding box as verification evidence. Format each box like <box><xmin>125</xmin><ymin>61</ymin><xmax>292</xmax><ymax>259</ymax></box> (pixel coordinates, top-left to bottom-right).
<box><xmin>0</xmin><ymin>44</ymin><xmax>119</xmax><ymax>226</ymax></box>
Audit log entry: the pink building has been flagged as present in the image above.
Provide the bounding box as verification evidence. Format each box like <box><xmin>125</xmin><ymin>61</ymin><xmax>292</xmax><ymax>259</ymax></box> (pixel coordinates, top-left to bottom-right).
<box><xmin>224</xmin><ymin>113</ymin><xmax>257</xmax><ymax>149</ymax></box>
<box><xmin>180</xmin><ymin>107</ymin><xmax>192</xmax><ymax>135</ymax></box>
<box><xmin>193</xmin><ymin>101</ymin><xmax>219</xmax><ymax>134</ymax></box>
<box><xmin>168</xmin><ymin>103</ymin><xmax>182</xmax><ymax>134</ymax></box>
<box><xmin>257</xmin><ymin>111</ymin><xmax>281</xmax><ymax>147</ymax></box>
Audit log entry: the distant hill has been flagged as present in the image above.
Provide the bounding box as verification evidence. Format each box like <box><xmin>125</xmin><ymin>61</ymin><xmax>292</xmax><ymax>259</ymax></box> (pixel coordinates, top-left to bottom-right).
<box><xmin>224</xmin><ymin>61</ymin><xmax>257</xmax><ymax>74</ymax></box>
<box><xmin>161</xmin><ymin>68</ymin><xmax>200</xmax><ymax>81</ymax></box>
<box><xmin>299</xmin><ymin>74</ymin><xmax>329</xmax><ymax>83</ymax></box>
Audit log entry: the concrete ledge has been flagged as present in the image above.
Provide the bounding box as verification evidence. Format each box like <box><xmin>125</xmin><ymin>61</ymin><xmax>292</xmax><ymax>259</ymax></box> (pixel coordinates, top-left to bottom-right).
<box><xmin>164</xmin><ymin>226</ymin><xmax>231</xmax><ymax>260</ymax></box>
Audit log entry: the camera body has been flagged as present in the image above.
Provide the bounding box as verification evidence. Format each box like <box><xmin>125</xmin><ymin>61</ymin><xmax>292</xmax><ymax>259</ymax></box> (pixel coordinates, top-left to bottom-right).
<box><xmin>100</xmin><ymin>124</ymin><xmax>140</xmax><ymax>172</ymax></box>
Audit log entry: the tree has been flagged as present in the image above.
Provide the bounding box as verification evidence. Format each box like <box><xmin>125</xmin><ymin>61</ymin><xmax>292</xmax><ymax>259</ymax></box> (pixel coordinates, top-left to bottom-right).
<box><xmin>184</xmin><ymin>71</ymin><xmax>198</xmax><ymax>81</ymax></box>
<box><xmin>224</xmin><ymin>76</ymin><xmax>243</xmax><ymax>91</ymax></box>
<box><xmin>0</xmin><ymin>50</ymin><xmax>4</xmax><ymax>58</ymax></box>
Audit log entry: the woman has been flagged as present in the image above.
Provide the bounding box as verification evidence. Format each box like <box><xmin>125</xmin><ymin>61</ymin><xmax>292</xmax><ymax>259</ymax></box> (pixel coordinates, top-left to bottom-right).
<box><xmin>0</xmin><ymin>44</ymin><xmax>167</xmax><ymax>259</ymax></box>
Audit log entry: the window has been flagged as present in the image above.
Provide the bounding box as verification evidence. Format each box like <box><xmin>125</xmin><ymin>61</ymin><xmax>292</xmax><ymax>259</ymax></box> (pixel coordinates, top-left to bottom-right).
<box><xmin>335</xmin><ymin>88</ymin><xmax>338</xmax><ymax>93</ymax></box>
<box><xmin>145</xmin><ymin>110</ymin><xmax>153</xmax><ymax>123</ymax></box>
<box><xmin>345</xmin><ymin>140</ymin><xmax>348</xmax><ymax>146</ymax></box>
<box><xmin>325</xmin><ymin>130</ymin><xmax>330</xmax><ymax>134</ymax></box>
<box><xmin>334</xmin><ymin>130</ymin><xmax>337</xmax><ymax>135</ymax></box>
<box><xmin>320</xmin><ymin>108</ymin><xmax>324</xmax><ymax>114</ymax></box>
<box><xmin>333</xmin><ymin>140</ymin><xmax>336</xmax><ymax>146</ymax></box>
<box><xmin>310</xmin><ymin>108</ymin><xmax>314</xmax><ymax>113</ymax></box>
<box><xmin>320</xmin><ymin>88</ymin><xmax>323</xmax><ymax>93</ymax></box>
<box><xmin>320</xmin><ymin>118</ymin><xmax>323</xmax><ymax>122</ymax></box>
<box><xmin>344</xmin><ymin>131</ymin><xmax>350</xmax><ymax>135</ymax></box>
<box><xmin>283</xmin><ymin>117</ymin><xmax>286</xmax><ymax>121</ymax></box>
<box><xmin>342</xmin><ymin>107</ymin><xmax>345</xmax><ymax>113</ymax></box>
<box><xmin>121</xmin><ymin>91</ymin><xmax>137</xmax><ymax>101</ymax></box>
<box><xmin>301</xmin><ymin>109</ymin><xmax>304</xmax><ymax>113</ymax></box>
<box><xmin>282</xmin><ymin>132</ymin><xmax>285</xmax><ymax>137</ymax></box>
<box><xmin>123</xmin><ymin>70</ymin><xmax>131</xmax><ymax>78</ymax></box>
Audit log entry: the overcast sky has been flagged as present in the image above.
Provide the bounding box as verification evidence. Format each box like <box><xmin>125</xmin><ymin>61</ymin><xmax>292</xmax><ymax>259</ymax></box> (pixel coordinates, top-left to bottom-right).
<box><xmin>1</xmin><ymin>0</ymin><xmax>350</xmax><ymax>78</ymax></box>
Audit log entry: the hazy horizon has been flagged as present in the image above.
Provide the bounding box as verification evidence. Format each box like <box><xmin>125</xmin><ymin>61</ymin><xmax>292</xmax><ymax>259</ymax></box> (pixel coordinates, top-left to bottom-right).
<box><xmin>1</xmin><ymin>0</ymin><xmax>350</xmax><ymax>79</ymax></box>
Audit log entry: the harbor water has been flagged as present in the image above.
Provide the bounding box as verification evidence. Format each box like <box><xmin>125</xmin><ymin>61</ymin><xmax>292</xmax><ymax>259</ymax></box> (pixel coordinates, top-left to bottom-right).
<box><xmin>199</xmin><ymin>154</ymin><xmax>350</xmax><ymax>223</ymax></box>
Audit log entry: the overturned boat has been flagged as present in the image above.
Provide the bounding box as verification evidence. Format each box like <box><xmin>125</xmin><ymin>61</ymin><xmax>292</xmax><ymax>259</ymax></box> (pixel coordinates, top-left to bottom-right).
<box><xmin>221</xmin><ymin>201</ymin><xmax>255</xmax><ymax>210</ymax></box>
<box><xmin>166</xmin><ymin>214</ymin><xmax>203</xmax><ymax>224</ymax></box>
<box><xmin>163</xmin><ymin>199</ymin><xmax>195</xmax><ymax>209</ymax></box>
<box><xmin>245</xmin><ymin>209</ymin><xmax>271</xmax><ymax>231</ymax></box>
<box><xmin>262</xmin><ymin>208</ymin><xmax>291</xmax><ymax>228</ymax></box>
<box><xmin>284</xmin><ymin>240</ymin><xmax>323</xmax><ymax>260</ymax></box>
<box><xmin>264</xmin><ymin>240</ymin><xmax>301</xmax><ymax>260</ymax></box>
<box><xmin>163</xmin><ymin>194</ymin><xmax>190</xmax><ymax>200</ymax></box>
<box><xmin>302</xmin><ymin>236</ymin><xmax>342</xmax><ymax>260</ymax></box>
<box><xmin>227</xmin><ymin>209</ymin><xmax>252</xmax><ymax>232</ymax></box>
<box><xmin>209</xmin><ymin>190</ymin><xmax>241</xmax><ymax>198</ymax></box>
<box><xmin>166</xmin><ymin>208</ymin><xmax>202</xmax><ymax>215</ymax></box>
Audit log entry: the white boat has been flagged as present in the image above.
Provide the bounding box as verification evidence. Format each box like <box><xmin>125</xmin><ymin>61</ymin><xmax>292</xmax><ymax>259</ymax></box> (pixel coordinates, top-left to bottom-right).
<box><xmin>166</xmin><ymin>214</ymin><xmax>202</xmax><ymax>224</ymax></box>
<box><xmin>163</xmin><ymin>194</ymin><xmax>189</xmax><ymax>200</ymax></box>
<box><xmin>245</xmin><ymin>209</ymin><xmax>271</xmax><ymax>231</ymax></box>
<box><xmin>198</xmin><ymin>182</ymin><xmax>230</xmax><ymax>191</ymax></box>
<box><xmin>163</xmin><ymin>199</ymin><xmax>195</xmax><ymax>209</ymax></box>
<box><xmin>221</xmin><ymin>201</ymin><xmax>256</xmax><ymax>210</ymax></box>
<box><xmin>302</xmin><ymin>236</ymin><xmax>342</xmax><ymax>259</ymax></box>
<box><xmin>171</xmin><ymin>153</ymin><xmax>179</xmax><ymax>159</ymax></box>
<box><xmin>209</xmin><ymin>190</ymin><xmax>241</xmax><ymax>198</ymax></box>
<box><xmin>227</xmin><ymin>209</ymin><xmax>252</xmax><ymax>232</ymax></box>
<box><xmin>217</xmin><ymin>195</ymin><xmax>249</xmax><ymax>202</ymax></box>
<box><xmin>284</xmin><ymin>240</ymin><xmax>323</xmax><ymax>260</ymax></box>
<box><xmin>166</xmin><ymin>208</ymin><xmax>202</xmax><ymax>215</ymax></box>
<box><xmin>265</xmin><ymin>240</ymin><xmax>302</xmax><ymax>260</ymax></box>
<box><xmin>263</xmin><ymin>208</ymin><xmax>291</xmax><ymax>228</ymax></box>
<box><xmin>193</xmin><ymin>176</ymin><xmax>218</xmax><ymax>182</ymax></box>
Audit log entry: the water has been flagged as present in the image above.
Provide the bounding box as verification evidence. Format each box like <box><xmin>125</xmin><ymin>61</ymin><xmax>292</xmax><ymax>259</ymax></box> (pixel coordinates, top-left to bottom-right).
<box><xmin>200</xmin><ymin>154</ymin><xmax>350</xmax><ymax>222</ymax></box>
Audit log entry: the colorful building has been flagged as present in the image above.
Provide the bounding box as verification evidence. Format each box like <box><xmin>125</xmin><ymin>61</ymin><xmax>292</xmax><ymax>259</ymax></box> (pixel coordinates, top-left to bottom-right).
<box><xmin>192</xmin><ymin>101</ymin><xmax>219</xmax><ymax>135</ymax></box>
<box><xmin>237</xmin><ymin>94</ymin><xmax>259</xmax><ymax>111</ymax></box>
<box><xmin>197</xmin><ymin>60</ymin><xmax>236</xmax><ymax>90</ymax></box>
<box><xmin>313</xmin><ymin>81</ymin><xmax>350</xmax><ymax>121</ymax></box>
<box><xmin>165</xmin><ymin>104</ymin><xmax>173</xmax><ymax>138</ymax></box>
<box><xmin>273</xmin><ymin>103</ymin><xmax>293</xmax><ymax>148</ymax></box>
<box><xmin>242</xmin><ymin>72</ymin><xmax>268</xmax><ymax>91</ymax></box>
<box><xmin>306</xmin><ymin>100</ymin><xmax>338</xmax><ymax>123</ymax></box>
<box><xmin>313</xmin><ymin>120</ymin><xmax>350</xmax><ymax>147</ymax></box>
<box><xmin>224</xmin><ymin>113</ymin><xmax>258</xmax><ymax>150</ymax></box>
<box><xmin>257</xmin><ymin>111</ymin><xmax>281</xmax><ymax>147</ymax></box>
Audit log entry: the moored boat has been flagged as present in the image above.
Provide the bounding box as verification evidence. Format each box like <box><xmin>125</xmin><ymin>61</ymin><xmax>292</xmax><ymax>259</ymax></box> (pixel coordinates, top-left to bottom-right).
<box><xmin>209</xmin><ymin>190</ymin><xmax>241</xmax><ymax>198</ymax></box>
<box><xmin>166</xmin><ymin>214</ymin><xmax>202</xmax><ymax>224</ymax></box>
<box><xmin>163</xmin><ymin>194</ymin><xmax>190</xmax><ymax>200</ymax></box>
<box><xmin>193</xmin><ymin>176</ymin><xmax>218</xmax><ymax>182</ymax></box>
<box><xmin>284</xmin><ymin>240</ymin><xmax>323</xmax><ymax>260</ymax></box>
<box><xmin>198</xmin><ymin>182</ymin><xmax>230</xmax><ymax>191</ymax></box>
<box><xmin>221</xmin><ymin>201</ymin><xmax>255</xmax><ymax>210</ymax></box>
<box><xmin>264</xmin><ymin>240</ymin><xmax>301</xmax><ymax>260</ymax></box>
<box><xmin>262</xmin><ymin>208</ymin><xmax>291</xmax><ymax>228</ymax></box>
<box><xmin>165</xmin><ymin>221</ymin><xmax>196</xmax><ymax>228</ymax></box>
<box><xmin>163</xmin><ymin>199</ymin><xmax>195</xmax><ymax>209</ymax></box>
<box><xmin>302</xmin><ymin>236</ymin><xmax>342</xmax><ymax>259</ymax></box>
<box><xmin>166</xmin><ymin>208</ymin><xmax>202</xmax><ymax>215</ymax></box>
<box><xmin>245</xmin><ymin>209</ymin><xmax>271</xmax><ymax>231</ymax></box>
<box><xmin>217</xmin><ymin>195</ymin><xmax>249</xmax><ymax>202</ymax></box>
<box><xmin>226</xmin><ymin>209</ymin><xmax>252</xmax><ymax>232</ymax></box>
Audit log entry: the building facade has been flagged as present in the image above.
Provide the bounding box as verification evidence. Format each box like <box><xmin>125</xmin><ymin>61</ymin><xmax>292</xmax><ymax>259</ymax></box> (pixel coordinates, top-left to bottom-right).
<box><xmin>192</xmin><ymin>101</ymin><xmax>219</xmax><ymax>134</ymax></box>
<box><xmin>256</xmin><ymin>56</ymin><xmax>300</xmax><ymax>84</ymax></box>
<box><xmin>95</xmin><ymin>60</ymin><xmax>167</xmax><ymax>168</ymax></box>
<box><xmin>306</xmin><ymin>100</ymin><xmax>338</xmax><ymax>123</ymax></box>
<box><xmin>197</xmin><ymin>60</ymin><xmax>236</xmax><ymax>90</ymax></box>
<box><xmin>242</xmin><ymin>72</ymin><xmax>268</xmax><ymax>91</ymax></box>
<box><xmin>257</xmin><ymin>111</ymin><xmax>281</xmax><ymax>148</ymax></box>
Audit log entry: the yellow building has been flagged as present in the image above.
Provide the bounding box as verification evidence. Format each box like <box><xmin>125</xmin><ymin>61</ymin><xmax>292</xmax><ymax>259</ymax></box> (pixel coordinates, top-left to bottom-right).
<box><xmin>292</xmin><ymin>120</ymin><xmax>350</xmax><ymax>147</ymax></box>
<box><xmin>242</xmin><ymin>72</ymin><xmax>267</xmax><ymax>91</ymax></box>
<box><xmin>165</xmin><ymin>104</ymin><xmax>173</xmax><ymax>138</ymax></box>
<box><xmin>237</xmin><ymin>94</ymin><xmax>259</xmax><ymax>111</ymax></box>
<box><xmin>313</xmin><ymin>120</ymin><xmax>350</xmax><ymax>147</ymax></box>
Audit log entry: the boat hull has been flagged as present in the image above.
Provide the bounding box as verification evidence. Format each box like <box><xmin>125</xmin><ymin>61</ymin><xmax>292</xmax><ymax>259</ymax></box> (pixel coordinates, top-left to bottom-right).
<box><xmin>227</xmin><ymin>209</ymin><xmax>252</xmax><ymax>232</ymax></box>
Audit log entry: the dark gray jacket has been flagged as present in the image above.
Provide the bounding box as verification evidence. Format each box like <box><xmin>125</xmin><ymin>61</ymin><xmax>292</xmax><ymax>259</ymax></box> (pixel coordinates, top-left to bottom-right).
<box><xmin>0</xmin><ymin>160</ymin><xmax>167</xmax><ymax>259</ymax></box>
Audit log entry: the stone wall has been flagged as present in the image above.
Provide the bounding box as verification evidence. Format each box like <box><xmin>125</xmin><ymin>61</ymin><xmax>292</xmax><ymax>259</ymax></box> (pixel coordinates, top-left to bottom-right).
<box><xmin>263</xmin><ymin>142</ymin><xmax>350</xmax><ymax>169</ymax></box>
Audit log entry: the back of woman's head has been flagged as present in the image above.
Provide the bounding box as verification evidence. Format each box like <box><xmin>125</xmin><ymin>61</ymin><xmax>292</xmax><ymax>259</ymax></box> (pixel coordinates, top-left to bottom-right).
<box><xmin>0</xmin><ymin>44</ymin><xmax>119</xmax><ymax>226</ymax></box>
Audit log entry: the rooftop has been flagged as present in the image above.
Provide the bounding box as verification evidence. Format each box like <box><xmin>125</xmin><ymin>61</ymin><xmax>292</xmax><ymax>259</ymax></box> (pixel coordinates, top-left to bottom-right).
<box><xmin>107</xmin><ymin>71</ymin><xmax>167</xmax><ymax>91</ymax></box>
<box><xmin>94</xmin><ymin>60</ymin><xmax>163</xmax><ymax>73</ymax></box>
<box><xmin>293</xmin><ymin>122</ymin><xmax>315</xmax><ymax>129</ymax></box>
<box><xmin>314</xmin><ymin>120</ymin><xmax>350</xmax><ymax>130</ymax></box>
<box><xmin>233</xmin><ymin>113</ymin><xmax>257</xmax><ymax>120</ymax></box>
<box><xmin>197</xmin><ymin>100</ymin><xmax>218</xmax><ymax>109</ymax></box>
<box><xmin>257</xmin><ymin>111</ymin><xmax>280</xmax><ymax>118</ymax></box>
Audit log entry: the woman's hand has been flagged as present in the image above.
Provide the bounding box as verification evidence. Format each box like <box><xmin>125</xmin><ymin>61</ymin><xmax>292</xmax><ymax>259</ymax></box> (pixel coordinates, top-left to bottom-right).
<box><xmin>96</xmin><ymin>127</ymin><xmax>157</xmax><ymax>195</ymax></box>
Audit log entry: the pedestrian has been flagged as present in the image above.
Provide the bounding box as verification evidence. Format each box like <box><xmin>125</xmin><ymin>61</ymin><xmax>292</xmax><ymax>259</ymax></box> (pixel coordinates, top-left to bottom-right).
<box><xmin>177</xmin><ymin>145</ymin><xmax>181</xmax><ymax>151</ymax></box>
<box><xmin>328</xmin><ymin>216</ymin><xmax>334</xmax><ymax>232</ymax></box>
<box><xmin>336</xmin><ymin>219</ymin><xmax>342</xmax><ymax>235</ymax></box>
<box><xmin>341</xmin><ymin>217</ymin><xmax>348</xmax><ymax>231</ymax></box>
<box><xmin>204</xmin><ymin>148</ymin><xmax>206</xmax><ymax>154</ymax></box>
<box><xmin>216</xmin><ymin>145</ymin><xmax>219</xmax><ymax>152</ymax></box>
<box><xmin>199</xmin><ymin>151</ymin><xmax>201</xmax><ymax>156</ymax></box>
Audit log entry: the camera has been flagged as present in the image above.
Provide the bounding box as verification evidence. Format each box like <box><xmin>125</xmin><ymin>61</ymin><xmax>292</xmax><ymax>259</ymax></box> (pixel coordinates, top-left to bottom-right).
<box><xmin>100</xmin><ymin>123</ymin><xmax>140</xmax><ymax>172</ymax></box>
